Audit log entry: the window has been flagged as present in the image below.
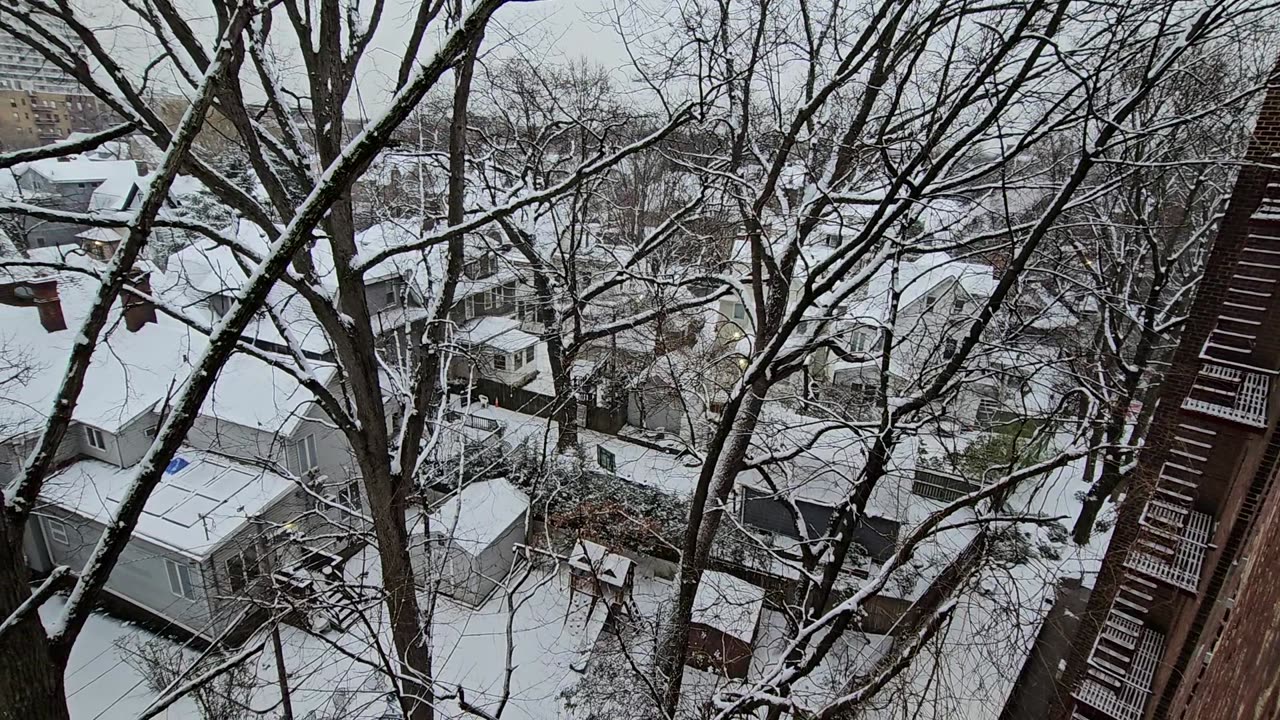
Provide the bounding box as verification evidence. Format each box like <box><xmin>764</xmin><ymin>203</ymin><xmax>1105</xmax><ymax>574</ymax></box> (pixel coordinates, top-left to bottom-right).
<box><xmin>84</xmin><ymin>425</ymin><xmax>106</xmax><ymax>451</ymax></box>
<box><xmin>976</xmin><ymin>398</ymin><xmax>1000</xmax><ymax>424</ymax></box>
<box><xmin>952</xmin><ymin>296</ymin><xmax>966</xmax><ymax>314</ymax></box>
<box><xmin>338</xmin><ymin>480</ymin><xmax>363</xmax><ymax>512</ymax></box>
<box><xmin>46</xmin><ymin>518</ymin><xmax>69</xmax><ymax>546</ymax></box>
<box><xmin>384</xmin><ymin>285</ymin><xmax>396</xmax><ymax>306</ymax></box>
<box><xmin>732</xmin><ymin>302</ymin><xmax>746</xmax><ymax>320</ymax></box>
<box><xmin>294</xmin><ymin>434</ymin><xmax>318</xmax><ymax>472</ymax></box>
<box><xmin>493</xmin><ymin>353</ymin><xmax>507</xmax><ymax>371</ymax></box>
<box><xmin>525</xmin><ymin>347</ymin><xmax>535</xmax><ymax>364</ymax></box>
<box><xmin>512</xmin><ymin>351</ymin><xmax>524</xmax><ymax>369</ymax></box>
<box><xmin>464</xmin><ymin>296</ymin><xmax>476</xmax><ymax>319</ymax></box>
<box><xmin>850</xmin><ymin>330</ymin><xmax>868</xmax><ymax>353</ymax></box>
<box><xmin>925</xmin><ymin>294</ymin><xmax>939</xmax><ymax>311</ymax></box>
<box><xmin>226</xmin><ymin>545</ymin><xmax>261</xmax><ymax>592</ymax></box>
<box><xmin>481</xmin><ymin>290</ymin><xmax>492</xmax><ymax>311</ymax></box>
<box><xmin>503</xmin><ymin>284</ymin><xmax>516</xmax><ymax>303</ymax></box>
<box><xmin>597</xmin><ymin>446</ymin><xmax>616</xmax><ymax>473</ymax></box>
<box><xmin>943</xmin><ymin>338</ymin><xmax>958</xmax><ymax>358</ymax></box>
<box><xmin>165</xmin><ymin>559</ymin><xmax>197</xmax><ymax>600</ymax></box>
<box><xmin>208</xmin><ymin>293</ymin><xmax>233</xmax><ymax>318</ymax></box>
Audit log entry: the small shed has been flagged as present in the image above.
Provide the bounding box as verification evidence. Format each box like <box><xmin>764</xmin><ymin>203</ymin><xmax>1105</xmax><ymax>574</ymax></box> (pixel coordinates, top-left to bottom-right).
<box><xmin>408</xmin><ymin>478</ymin><xmax>529</xmax><ymax>606</ymax></box>
<box><xmin>567</xmin><ymin>538</ymin><xmax>634</xmax><ymax>615</ymax></box>
<box><xmin>686</xmin><ymin>571</ymin><xmax>765</xmax><ymax>679</ymax></box>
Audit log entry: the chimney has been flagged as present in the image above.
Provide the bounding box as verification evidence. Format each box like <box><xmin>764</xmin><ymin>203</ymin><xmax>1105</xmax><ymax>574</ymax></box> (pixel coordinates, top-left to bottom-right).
<box><xmin>122</xmin><ymin>271</ymin><xmax>157</xmax><ymax>332</ymax></box>
<box><xmin>0</xmin><ymin>277</ymin><xmax>66</xmax><ymax>333</ymax></box>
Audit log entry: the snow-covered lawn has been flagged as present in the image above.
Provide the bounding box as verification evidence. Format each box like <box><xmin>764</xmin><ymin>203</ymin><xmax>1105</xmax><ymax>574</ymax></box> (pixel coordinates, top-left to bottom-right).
<box><xmin>42</xmin><ymin>596</ymin><xmax>199</xmax><ymax>719</ymax></box>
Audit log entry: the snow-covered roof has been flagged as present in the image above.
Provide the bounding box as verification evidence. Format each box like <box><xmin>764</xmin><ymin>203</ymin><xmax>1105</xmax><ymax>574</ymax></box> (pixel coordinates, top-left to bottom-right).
<box><xmin>18</xmin><ymin>157</ymin><xmax>139</xmax><ymax>186</ymax></box>
<box><xmin>41</xmin><ymin>447</ymin><xmax>296</xmax><ymax>559</ymax></box>
<box><xmin>74</xmin><ymin>227</ymin><xmax>124</xmax><ymax>243</ymax></box>
<box><xmin>1</xmin><ymin>254</ymin><xmax>333</xmax><ymax>439</ymax></box>
<box><xmin>456</xmin><ymin>316</ymin><xmax>538</xmax><ymax>353</ymax></box>
<box><xmin>419</xmin><ymin>478</ymin><xmax>529</xmax><ymax>554</ymax></box>
<box><xmin>691</xmin><ymin>570</ymin><xmax>764</xmax><ymax>642</ymax></box>
<box><xmin>87</xmin><ymin>174</ymin><xmax>136</xmax><ymax>211</ymax></box>
<box><xmin>844</xmin><ymin>253</ymin><xmax>997</xmax><ymax>323</ymax></box>
<box><xmin>568</xmin><ymin>538</ymin><xmax>633</xmax><ymax>589</ymax></box>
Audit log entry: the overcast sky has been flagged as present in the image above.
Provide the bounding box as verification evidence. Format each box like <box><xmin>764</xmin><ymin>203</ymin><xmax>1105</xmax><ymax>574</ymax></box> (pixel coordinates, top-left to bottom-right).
<box><xmin>84</xmin><ymin>0</ymin><xmax>640</xmax><ymax>116</ymax></box>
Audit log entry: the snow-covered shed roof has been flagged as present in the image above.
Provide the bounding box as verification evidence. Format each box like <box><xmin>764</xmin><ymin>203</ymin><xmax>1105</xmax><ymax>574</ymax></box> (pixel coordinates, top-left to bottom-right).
<box><xmin>692</xmin><ymin>571</ymin><xmax>765</xmax><ymax>643</ymax></box>
<box><xmin>41</xmin><ymin>447</ymin><xmax>296</xmax><ymax>560</ymax></box>
<box><xmin>421</xmin><ymin>478</ymin><xmax>529</xmax><ymax>554</ymax></box>
<box><xmin>568</xmin><ymin>538</ymin><xmax>633</xmax><ymax>589</ymax></box>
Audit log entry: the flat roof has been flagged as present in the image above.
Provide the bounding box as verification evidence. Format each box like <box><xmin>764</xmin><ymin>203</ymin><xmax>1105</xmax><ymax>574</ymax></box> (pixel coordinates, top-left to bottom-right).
<box><xmin>41</xmin><ymin>448</ymin><xmax>296</xmax><ymax>560</ymax></box>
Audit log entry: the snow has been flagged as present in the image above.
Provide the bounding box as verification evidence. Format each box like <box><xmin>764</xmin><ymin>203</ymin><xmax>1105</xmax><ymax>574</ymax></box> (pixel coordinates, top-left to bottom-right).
<box><xmin>39</xmin><ymin>595</ymin><xmax>198</xmax><ymax>719</ymax></box>
<box><xmin>16</xmin><ymin>157</ymin><xmax>139</xmax><ymax>186</ymax></box>
<box><xmin>568</xmin><ymin>538</ymin><xmax>633</xmax><ymax>589</ymax></box>
<box><xmin>691</xmin><ymin>570</ymin><xmax>764</xmax><ymax>643</ymax></box>
<box><xmin>0</xmin><ymin>261</ymin><xmax>332</xmax><ymax>440</ymax></box>
<box><xmin>41</xmin><ymin>447</ymin><xmax>295</xmax><ymax>559</ymax></box>
<box><xmin>455</xmin><ymin>400</ymin><xmax>705</xmax><ymax>497</ymax></box>
<box><xmin>414</xmin><ymin>477</ymin><xmax>529</xmax><ymax>554</ymax></box>
<box><xmin>73</xmin><ymin>226</ymin><xmax>123</xmax><ymax>243</ymax></box>
<box><xmin>456</xmin><ymin>315</ymin><xmax>539</xmax><ymax>353</ymax></box>
<box><xmin>87</xmin><ymin>174</ymin><xmax>136</xmax><ymax>211</ymax></box>
<box><xmin>843</xmin><ymin>252</ymin><xmax>998</xmax><ymax>323</ymax></box>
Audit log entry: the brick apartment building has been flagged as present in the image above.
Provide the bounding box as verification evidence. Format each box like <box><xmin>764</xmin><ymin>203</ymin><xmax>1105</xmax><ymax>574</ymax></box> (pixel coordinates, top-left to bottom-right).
<box><xmin>1053</xmin><ymin>65</ymin><xmax>1280</xmax><ymax>720</ymax></box>
<box><xmin>0</xmin><ymin>23</ymin><xmax>114</xmax><ymax>149</ymax></box>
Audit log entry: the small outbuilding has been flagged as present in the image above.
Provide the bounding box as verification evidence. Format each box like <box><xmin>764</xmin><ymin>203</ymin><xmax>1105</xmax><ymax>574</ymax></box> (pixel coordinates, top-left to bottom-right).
<box><xmin>686</xmin><ymin>571</ymin><xmax>766</xmax><ymax>679</ymax></box>
<box><xmin>408</xmin><ymin>478</ymin><xmax>529</xmax><ymax>606</ymax></box>
<box><xmin>567</xmin><ymin>538</ymin><xmax>635</xmax><ymax>616</ymax></box>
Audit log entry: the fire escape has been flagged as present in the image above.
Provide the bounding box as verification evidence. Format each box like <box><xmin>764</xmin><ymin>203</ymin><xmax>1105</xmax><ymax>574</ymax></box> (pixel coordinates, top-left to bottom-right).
<box><xmin>1071</xmin><ymin>195</ymin><xmax>1280</xmax><ymax>720</ymax></box>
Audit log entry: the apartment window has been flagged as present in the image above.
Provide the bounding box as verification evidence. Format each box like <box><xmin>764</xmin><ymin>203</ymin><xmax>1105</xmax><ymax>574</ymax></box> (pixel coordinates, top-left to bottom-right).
<box><xmin>493</xmin><ymin>353</ymin><xmax>507</xmax><ymax>371</ymax></box>
<box><xmin>84</xmin><ymin>425</ymin><xmax>106</xmax><ymax>451</ymax></box>
<box><xmin>732</xmin><ymin>302</ymin><xmax>746</xmax><ymax>320</ymax></box>
<box><xmin>165</xmin><ymin>559</ymin><xmax>197</xmax><ymax>600</ymax></box>
<box><xmin>294</xmin><ymin>434</ymin><xmax>318</xmax><ymax>472</ymax></box>
<box><xmin>46</xmin><ymin>518</ymin><xmax>69</xmax><ymax>546</ymax></box>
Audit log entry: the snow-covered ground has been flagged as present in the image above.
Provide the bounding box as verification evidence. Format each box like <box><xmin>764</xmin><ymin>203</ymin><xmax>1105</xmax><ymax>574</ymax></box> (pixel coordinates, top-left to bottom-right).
<box><xmin>41</xmin><ymin>596</ymin><xmax>199</xmax><ymax>719</ymax></box>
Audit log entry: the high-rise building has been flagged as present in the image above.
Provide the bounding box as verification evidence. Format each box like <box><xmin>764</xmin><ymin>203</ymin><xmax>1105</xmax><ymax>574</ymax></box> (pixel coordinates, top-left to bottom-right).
<box><xmin>0</xmin><ymin>22</ymin><xmax>80</xmax><ymax>94</ymax></box>
<box><xmin>0</xmin><ymin>22</ymin><xmax>113</xmax><ymax>149</ymax></box>
<box><xmin>1055</xmin><ymin>68</ymin><xmax>1280</xmax><ymax>720</ymax></box>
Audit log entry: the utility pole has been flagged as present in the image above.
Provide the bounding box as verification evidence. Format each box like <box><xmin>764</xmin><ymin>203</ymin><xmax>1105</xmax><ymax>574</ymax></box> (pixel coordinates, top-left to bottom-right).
<box><xmin>271</xmin><ymin>623</ymin><xmax>295</xmax><ymax>720</ymax></box>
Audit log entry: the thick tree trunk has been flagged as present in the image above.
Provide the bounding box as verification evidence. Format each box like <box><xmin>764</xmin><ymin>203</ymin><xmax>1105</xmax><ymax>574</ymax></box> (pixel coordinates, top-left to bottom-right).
<box><xmin>0</xmin><ymin>513</ymin><xmax>69</xmax><ymax>720</ymax></box>
<box><xmin>655</xmin><ymin>385</ymin><xmax>766</xmax><ymax>715</ymax></box>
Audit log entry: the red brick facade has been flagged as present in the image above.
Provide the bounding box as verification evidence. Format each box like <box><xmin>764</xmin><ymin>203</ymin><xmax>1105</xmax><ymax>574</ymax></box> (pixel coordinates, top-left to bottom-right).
<box><xmin>1054</xmin><ymin>63</ymin><xmax>1280</xmax><ymax>720</ymax></box>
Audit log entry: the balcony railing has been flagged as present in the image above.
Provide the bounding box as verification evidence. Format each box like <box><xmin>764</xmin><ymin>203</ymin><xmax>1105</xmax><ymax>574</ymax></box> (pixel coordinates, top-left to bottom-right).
<box><xmin>1182</xmin><ymin>362</ymin><xmax>1270</xmax><ymax>428</ymax></box>
<box><xmin>1125</xmin><ymin>507</ymin><xmax>1213</xmax><ymax>592</ymax></box>
<box><xmin>1075</xmin><ymin>617</ymin><xmax>1166</xmax><ymax>720</ymax></box>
